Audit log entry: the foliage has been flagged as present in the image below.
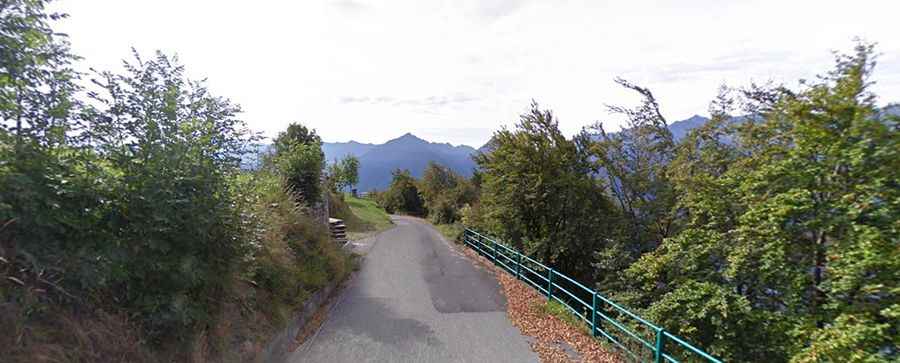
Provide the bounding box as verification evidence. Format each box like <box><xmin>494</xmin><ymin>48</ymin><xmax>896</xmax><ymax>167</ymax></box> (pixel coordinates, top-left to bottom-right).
<box><xmin>435</xmin><ymin>222</ymin><xmax>465</xmax><ymax>243</ymax></box>
<box><xmin>377</xmin><ymin>168</ymin><xmax>426</xmax><ymax>216</ymax></box>
<box><xmin>0</xmin><ymin>0</ymin><xmax>80</xmax><ymax>143</ymax></box>
<box><xmin>625</xmin><ymin>43</ymin><xmax>899</xmax><ymax>362</ymax></box>
<box><xmin>586</xmin><ymin>79</ymin><xmax>678</xmax><ymax>280</ymax></box>
<box><xmin>418</xmin><ymin>161</ymin><xmax>477</xmax><ymax>224</ymax></box>
<box><xmin>326</xmin><ymin>155</ymin><xmax>359</xmax><ymax>192</ymax></box>
<box><xmin>475</xmin><ymin>101</ymin><xmax>617</xmax><ymax>280</ymax></box>
<box><xmin>1</xmin><ymin>2</ymin><xmax>351</xmax><ymax>360</ymax></box>
<box><xmin>272</xmin><ymin>123</ymin><xmax>321</xmax><ymax>152</ymax></box>
<box><xmin>468</xmin><ymin>43</ymin><xmax>897</xmax><ymax>362</ymax></box>
<box><xmin>271</xmin><ymin>123</ymin><xmax>324</xmax><ymax>205</ymax></box>
<box><xmin>74</xmin><ymin>50</ymin><xmax>254</xmax><ymax>344</ymax></box>
<box><xmin>237</xmin><ymin>173</ymin><xmax>351</xmax><ymax>322</ymax></box>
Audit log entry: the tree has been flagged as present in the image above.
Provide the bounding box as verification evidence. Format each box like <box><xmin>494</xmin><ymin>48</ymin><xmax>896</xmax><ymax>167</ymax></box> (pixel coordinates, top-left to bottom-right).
<box><xmin>586</xmin><ymin>78</ymin><xmax>678</xmax><ymax>276</ymax></box>
<box><xmin>378</xmin><ymin>169</ymin><xmax>425</xmax><ymax>216</ymax></box>
<box><xmin>273</xmin><ymin>123</ymin><xmax>321</xmax><ymax>152</ymax></box>
<box><xmin>1</xmin><ymin>0</ymin><xmax>80</xmax><ymax>147</ymax></box>
<box><xmin>626</xmin><ymin>43</ymin><xmax>899</xmax><ymax>362</ymax></box>
<box><xmin>418</xmin><ymin>161</ymin><xmax>476</xmax><ymax>224</ymax></box>
<box><xmin>327</xmin><ymin>155</ymin><xmax>359</xmax><ymax>192</ymax></box>
<box><xmin>476</xmin><ymin>101</ymin><xmax>616</xmax><ymax>280</ymax></box>
<box><xmin>1</xmin><ymin>0</ymin><xmax>86</xmax><ymax>313</ymax></box>
<box><xmin>340</xmin><ymin>155</ymin><xmax>359</xmax><ymax>191</ymax></box>
<box><xmin>85</xmin><ymin>50</ymin><xmax>255</xmax><ymax>343</ymax></box>
<box><xmin>272</xmin><ymin>123</ymin><xmax>324</xmax><ymax>205</ymax></box>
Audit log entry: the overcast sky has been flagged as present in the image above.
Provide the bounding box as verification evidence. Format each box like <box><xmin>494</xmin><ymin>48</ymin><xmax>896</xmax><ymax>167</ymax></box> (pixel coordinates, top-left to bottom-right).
<box><xmin>54</xmin><ymin>0</ymin><xmax>900</xmax><ymax>147</ymax></box>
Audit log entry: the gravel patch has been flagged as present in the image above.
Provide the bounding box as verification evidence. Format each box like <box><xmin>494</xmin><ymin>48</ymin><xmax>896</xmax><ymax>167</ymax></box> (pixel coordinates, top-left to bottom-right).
<box><xmin>456</xmin><ymin>244</ymin><xmax>620</xmax><ymax>363</ymax></box>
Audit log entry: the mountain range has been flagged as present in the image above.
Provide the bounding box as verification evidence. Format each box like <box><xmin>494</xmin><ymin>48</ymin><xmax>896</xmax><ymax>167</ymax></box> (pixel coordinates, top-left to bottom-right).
<box><xmin>322</xmin><ymin>115</ymin><xmax>717</xmax><ymax>191</ymax></box>
<box><xmin>282</xmin><ymin>104</ymin><xmax>900</xmax><ymax>192</ymax></box>
<box><xmin>323</xmin><ymin>133</ymin><xmax>478</xmax><ymax>191</ymax></box>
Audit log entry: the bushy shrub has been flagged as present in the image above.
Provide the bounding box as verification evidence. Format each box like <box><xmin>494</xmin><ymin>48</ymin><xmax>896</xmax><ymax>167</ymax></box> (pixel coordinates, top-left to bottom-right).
<box><xmin>418</xmin><ymin>162</ymin><xmax>477</xmax><ymax>224</ymax></box>
<box><xmin>271</xmin><ymin>124</ymin><xmax>324</xmax><ymax>206</ymax></box>
<box><xmin>377</xmin><ymin>169</ymin><xmax>425</xmax><ymax>216</ymax></box>
<box><xmin>1</xmin><ymin>2</ymin><xmax>351</xmax><ymax>360</ymax></box>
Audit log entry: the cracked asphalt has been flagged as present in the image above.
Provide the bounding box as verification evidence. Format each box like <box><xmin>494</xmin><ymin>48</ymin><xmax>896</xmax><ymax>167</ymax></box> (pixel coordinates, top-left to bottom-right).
<box><xmin>288</xmin><ymin>216</ymin><xmax>539</xmax><ymax>363</ymax></box>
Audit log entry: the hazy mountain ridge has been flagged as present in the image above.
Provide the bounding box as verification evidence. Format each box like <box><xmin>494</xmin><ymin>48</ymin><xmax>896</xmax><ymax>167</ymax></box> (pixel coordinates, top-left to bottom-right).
<box><xmin>281</xmin><ymin>105</ymin><xmax>900</xmax><ymax>190</ymax></box>
<box><xmin>322</xmin><ymin>140</ymin><xmax>376</xmax><ymax>163</ymax></box>
<box><xmin>324</xmin><ymin>133</ymin><xmax>478</xmax><ymax>191</ymax></box>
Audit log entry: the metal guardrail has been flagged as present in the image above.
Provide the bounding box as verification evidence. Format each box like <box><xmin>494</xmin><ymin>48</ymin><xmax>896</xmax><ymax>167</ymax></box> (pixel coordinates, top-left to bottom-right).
<box><xmin>463</xmin><ymin>228</ymin><xmax>723</xmax><ymax>363</ymax></box>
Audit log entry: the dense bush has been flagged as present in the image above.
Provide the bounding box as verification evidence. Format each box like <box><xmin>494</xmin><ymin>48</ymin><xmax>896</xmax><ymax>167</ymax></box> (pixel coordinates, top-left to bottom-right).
<box><xmin>81</xmin><ymin>50</ymin><xmax>254</xmax><ymax>343</ymax></box>
<box><xmin>471</xmin><ymin>44</ymin><xmax>899</xmax><ymax>362</ymax></box>
<box><xmin>625</xmin><ymin>45</ymin><xmax>899</xmax><ymax>362</ymax></box>
<box><xmin>1</xmin><ymin>2</ymin><xmax>350</xmax><ymax>360</ymax></box>
<box><xmin>418</xmin><ymin>161</ymin><xmax>477</xmax><ymax>224</ymax></box>
<box><xmin>376</xmin><ymin>168</ymin><xmax>425</xmax><ymax>216</ymax></box>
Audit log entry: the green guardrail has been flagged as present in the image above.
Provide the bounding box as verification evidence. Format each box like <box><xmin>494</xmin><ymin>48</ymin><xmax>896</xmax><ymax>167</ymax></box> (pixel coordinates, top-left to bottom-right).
<box><xmin>463</xmin><ymin>228</ymin><xmax>723</xmax><ymax>363</ymax></box>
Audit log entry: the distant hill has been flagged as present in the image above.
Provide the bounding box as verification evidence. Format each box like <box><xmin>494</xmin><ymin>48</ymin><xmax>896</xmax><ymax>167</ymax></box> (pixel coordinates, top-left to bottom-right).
<box><xmin>251</xmin><ymin>105</ymin><xmax>899</xmax><ymax>188</ymax></box>
<box><xmin>322</xmin><ymin>140</ymin><xmax>376</xmax><ymax>163</ymax></box>
<box><xmin>667</xmin><ymin>115</ymin><xmax>710</xmax><ymax>141</ymax></box>
<box><xmin>323</xmin><ymin>133</ymin><xmax>478</xmax><ymax>191</ymax></box>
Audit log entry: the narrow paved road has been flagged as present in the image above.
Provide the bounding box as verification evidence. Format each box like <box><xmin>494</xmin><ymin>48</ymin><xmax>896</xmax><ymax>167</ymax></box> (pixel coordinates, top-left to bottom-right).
<box><xmin>288</xmin><ymin>216</ymin><xmax>539</xmax><ymax>363</ymax></box>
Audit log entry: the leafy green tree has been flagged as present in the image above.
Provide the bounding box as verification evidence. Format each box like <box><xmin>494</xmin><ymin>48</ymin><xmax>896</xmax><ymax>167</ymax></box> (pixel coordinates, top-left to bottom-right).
<box><xmin>340</xmin><ymin>155</ymin><xmax>359</xmax><ymax>190</ymax></box>
<box><xmin>476</xmin><ymin>101</ymin><xmax>616</xmax><ymax>280</ymax></box>
<box><xmin>85</xmin><ymin>50</ymin><xmax>255</xmax><ymax>343</ymax></box>
<box><xmin>1</xmin><ymin>0</ymin><xmax>80</xmax><ymax>146</ymax></box>
<box><xmin>418</xmin><ymin>161</ymin><xmax>476</xmax><ymax>224</ymax></box>
<box><xmin>378</xmin><ymin>169</ymin><xmax>425</xmax><ymax>216</ymax></box>
<box><xmin>587</xmin><ymin>78</ymin><xmax>678</xmax><ymax>275</ymax></box>
<box><xmin>326</xmin><ymin>155</ymin><xmax>359</xmax><ymax>192</ymax></box>
<box><xmin>627</xmin><ymin>43</ymin><xmax>899</xmax><ymax>362</ymax></box>
<box><xmin>272</xmin><ymin>123</ymin><xmax>324</xmax><ymax>205</ymax></box>
<box><xmin>273</xmin><ymin>123</ymin><xmax>322</xmax><ymax>151</ymax></box>
<box><xmin>1</xmin><ymin>0</ymin><xmax>87</xmax><ymax>312</ymax></box>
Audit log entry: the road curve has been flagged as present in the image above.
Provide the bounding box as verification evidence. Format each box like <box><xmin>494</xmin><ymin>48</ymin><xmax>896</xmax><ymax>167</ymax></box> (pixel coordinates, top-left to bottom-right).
<box><xmin>288</xmin><ymin>216</ymin><xmax>539</xmax><ymax>363</ymax></box>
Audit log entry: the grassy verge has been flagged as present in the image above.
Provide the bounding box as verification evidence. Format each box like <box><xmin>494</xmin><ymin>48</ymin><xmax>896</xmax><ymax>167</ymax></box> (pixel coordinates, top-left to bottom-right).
<box><xmin>434</xmin><ymin>222</ymin><xmax>465</xmax><ymax>243</ymax></box>
<box><xmin>329</xmin><ymin>193</ymin><xmax>393</xmax><ymax>240</ymax></box>
<box><xmin>346</xmin><ymin>194</ymin><xmax>392</xmax><ymax>231</ymax></box>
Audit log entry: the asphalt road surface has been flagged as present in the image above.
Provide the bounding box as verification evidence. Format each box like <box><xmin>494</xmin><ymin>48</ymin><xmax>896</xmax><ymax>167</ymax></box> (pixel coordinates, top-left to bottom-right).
<box><xmin>288</xmin><ymin>216</ymin><xmax>539</xmax><ymax>363</ymax></box>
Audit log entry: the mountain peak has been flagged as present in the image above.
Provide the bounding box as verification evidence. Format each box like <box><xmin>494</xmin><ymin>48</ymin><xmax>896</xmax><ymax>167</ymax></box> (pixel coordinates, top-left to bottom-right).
<box><xmin>387</xmin><ymin>132</ymin><xmax>429</xmax><ymax>146</ymax></box>
<box><xmin>686</xmin><ymin>114</ymin><xmax>707</xmax><ymax>122</ymax></box>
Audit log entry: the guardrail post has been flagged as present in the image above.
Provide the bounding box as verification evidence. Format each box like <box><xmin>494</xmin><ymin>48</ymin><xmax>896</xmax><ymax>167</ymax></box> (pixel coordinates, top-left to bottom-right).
<box><xmin>492</xmin><ymin>239</ymin><xmax>497</xmax><ymax>261</ymax></box>
<box><xmin>547</xmin><ymin>268</ymin><xmax>553</xmax><ymax>301</ymax></box>
<box><xmin>515</xmin><ymin>252</ymin><xmax>521</xmax><ymax>279</ymax></box>
<box><xmin>654</xmin><ymin>328</ymin><xmax>666</xmax><ymax>363</ymax></box>
<box><xmin>591</xmin><ymin>291</ymin><xmax>598</xmax><ymax>337</ymax></box>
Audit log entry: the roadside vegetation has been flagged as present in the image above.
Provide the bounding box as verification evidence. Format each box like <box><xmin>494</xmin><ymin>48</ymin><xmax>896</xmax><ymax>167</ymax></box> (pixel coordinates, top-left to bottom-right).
<box><xmin>465</xmin><ymin>44</ymin><xmax>898</xmax><ymax>362</ymax></box>
<box><xmin>373</xmin><ymin>43</ymin><xmax>898</xmax><ymax>362</ymax></box>
<box><xmin>330</xmin><ymin>192</ymin><xmax>393</xmax><ymax>240</ymax></box>
<box><xmin>324</xmin><ymin>154</ymin><xmax>393</xmax><ymax>238</ymax></box>
<box><xmin>0</xmin><ymin>2</ymin><xmax>351</xmax><ymax>361</ymax></box>
<box><xmin>371</xmin><ymin>162</ymin><xmax>476</xmax><ymax>242</ymax></box>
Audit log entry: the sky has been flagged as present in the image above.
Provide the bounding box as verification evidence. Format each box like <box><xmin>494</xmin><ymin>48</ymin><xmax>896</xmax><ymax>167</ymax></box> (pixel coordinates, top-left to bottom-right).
<box><xmin>53</xmin><ymin>0</ymin><xmax>900</xmax><ymax>148</ymax></box>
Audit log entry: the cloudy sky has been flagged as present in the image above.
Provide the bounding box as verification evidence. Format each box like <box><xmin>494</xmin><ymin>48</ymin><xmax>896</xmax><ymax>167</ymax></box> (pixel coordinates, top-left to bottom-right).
<box><xmin>54</xmin><ymin>0</ymin><xmax>900</xmax><ymax>147</ymax></box>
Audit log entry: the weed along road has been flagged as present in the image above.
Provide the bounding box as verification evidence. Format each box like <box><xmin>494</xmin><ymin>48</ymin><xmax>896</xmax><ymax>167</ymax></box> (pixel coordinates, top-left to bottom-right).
<box><xmin>289</xmin><ymin>216</ymin><xmax>539</xmax><ymax>363</ymax></box>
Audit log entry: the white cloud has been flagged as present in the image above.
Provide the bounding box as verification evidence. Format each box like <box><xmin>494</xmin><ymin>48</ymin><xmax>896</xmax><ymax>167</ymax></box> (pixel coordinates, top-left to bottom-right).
<box><xmin>53</xmin><ymin>0</ymin><xmax>900</xmax><ymax>147</ymax></box>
